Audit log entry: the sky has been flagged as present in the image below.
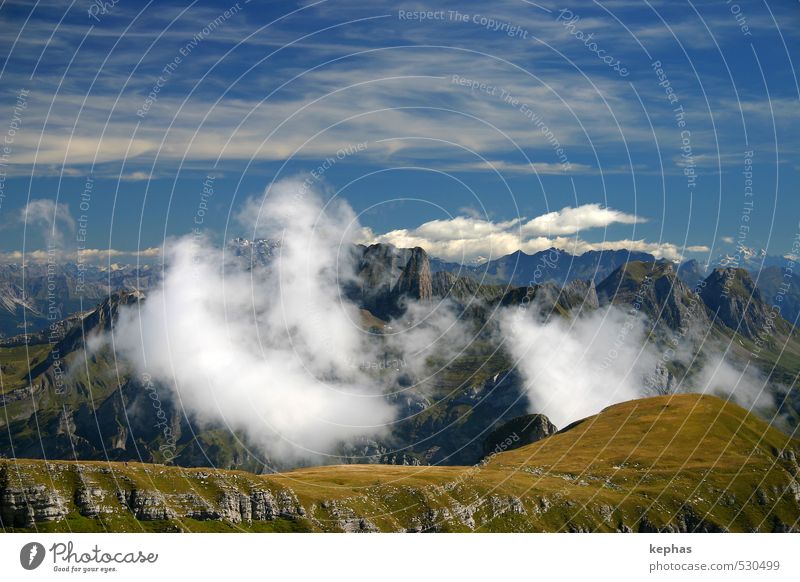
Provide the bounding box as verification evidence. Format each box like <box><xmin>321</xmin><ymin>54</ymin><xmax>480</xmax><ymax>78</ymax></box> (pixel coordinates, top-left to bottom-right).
<box><xmin>0</xmin><ymin>0</ymin><xmax>798</xmax><ymax>265</ymax></box>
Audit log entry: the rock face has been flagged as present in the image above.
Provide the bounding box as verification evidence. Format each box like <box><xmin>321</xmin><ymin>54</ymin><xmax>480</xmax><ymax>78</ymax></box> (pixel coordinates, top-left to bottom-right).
<box><xmin>185</xmin><ymin>488</ymin><xmax>305</xmax><ymax>523</ymax></box>
<box><xmin>75</xmin><ymin>485</ymin><xmax>103</xmax><ymax>518</ymax></box>
<box><xmin>394</xmin><ymin>247</ymin><xmax>433</xmax><ymax>302</ymax></box>
<box><xmin>432</xmin><ymin>248</ymin><xmax>660</xmax><ymax>286</ymax></box>
<box><xmin>597</xmin><ymin>261</ymin><xmax>710</xmax><ymax>332</ymax></box>
<box><xmin>351</xmin><ymin>244</ymin><xmax>434</xmax><ymax>319</ymax></box>
<box><xmin>318</xmin><ymin>500</ymin><xmax>379</xmax><ymax>532</ymax></box>
<box><xmin>482</xmin><ymin>414</ymin><xmax>557</xmax><ymax>456</ymax></box>
<box><xmin>430</xmin><ymin>271</ymin><xmax>505</xmax><ymax>304</ymax></box>
<box><xmin>0</xmin><ymin>484</ymin><xmax>66</xmax><ymax>527</ymax></box>
<box><xmin>699</xmin><ymin>267</ymin><xmax>777</xmax><ymax>339</ymax></box>
<box><xmin>120</xmin><ymin>488</ymin><xmax>177</xmax><ymax>521</ymax></box>
<box><xmin>1</xmin><ymin>463</ymin><xmax>308</xmax><ymax>529</ymax></box>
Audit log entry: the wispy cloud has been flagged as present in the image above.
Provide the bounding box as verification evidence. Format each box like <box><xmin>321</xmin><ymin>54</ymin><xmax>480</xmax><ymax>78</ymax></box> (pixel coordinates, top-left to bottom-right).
<box><xmin>16</xmin><ymin>199</ymin><xmax>75</xmax><ymax>246</ymax></box>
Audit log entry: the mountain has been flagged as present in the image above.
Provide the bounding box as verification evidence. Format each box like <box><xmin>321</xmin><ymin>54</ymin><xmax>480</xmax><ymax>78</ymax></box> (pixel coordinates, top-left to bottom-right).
<box><xmin>0</xmin><ymin>291</ymin><xmax>273</xmax><ymax>473</ymax></box>
<box><xmin>3</xmin><ymin>394</ymin><xmax>798</xmax><ymax>532</ymax></box>
<box><xmin>393</xmin><ymin>247</ymin><xmax>433</xmax><ymax>302</ymax></box>
<box><xmin>677</xmin><ymin>258</ymin><xmax>706</xmax><ymax>290</ymax></box>
<box><xmin>0</xmin><ymin>286</ymin><xmax>532</xmax><ymax>469</ymax></box>
<box><xmin>2</xmin><ymin>244</ymin><xmax>798</xmax><ymax>474</ymax></box>
<box><xmin>432</xmin><ymin>248</ymin><xmax>661</xmax><ymax>286</ymax></box>
<box><xmin>226</xmin><ymin>237</ymin><xmax>281</xmax><ymax>267</ymax></box>
<box><xmin>700</xmin><ymin>267</ymin><xmax>789</xmax><ymax>340</ymax></box>
<box><xmin>596</xmin><ymin>261</ymin><xmax>709</xmax><ymax>332</ymax></box>
<box><xmin>756</xmin><ymin>266</ymin><xmax>800</xmax><ymax>325</ymax></box>
<box><xmin>482</xmin><ymin>413</ymin><xmax>557</xmax><ymax>456</ymax></box>
<box><xmin>0</xmin><ymin>262</ymin><xmax>154</xmax><ymax>338</ymax></box>
<box><xmin>350</xmin><ymin>244</ymin><xmax>435</xmax><ymax>319</ymax></box>
<box><xmin>715</xmin><ymin>247</ymin><xmax>792</xmax><ymax>272</ymax></box>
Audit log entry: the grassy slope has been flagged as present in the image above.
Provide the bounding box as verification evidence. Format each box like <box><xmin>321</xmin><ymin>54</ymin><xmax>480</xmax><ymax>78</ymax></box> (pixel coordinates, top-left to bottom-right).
<box><xmin>2</xmin><ymin>394</ymin><xmax>798</xmax><ymax>533</ymax></box>
<box><xmin>0</xmin><ymin>344</ymin><xmax>53</xmax><ymax>394</ymax></box>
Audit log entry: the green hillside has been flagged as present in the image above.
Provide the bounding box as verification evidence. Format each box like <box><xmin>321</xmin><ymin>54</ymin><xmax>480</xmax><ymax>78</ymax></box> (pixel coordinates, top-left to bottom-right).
<box><xmin>2</xmin><ymin>394</ymin><xmax>798</xmax><ymax>533</ymax></box>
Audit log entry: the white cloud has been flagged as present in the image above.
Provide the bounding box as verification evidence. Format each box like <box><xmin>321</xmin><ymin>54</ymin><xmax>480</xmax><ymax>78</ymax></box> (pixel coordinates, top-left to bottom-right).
<box><xmin>500</xmin><ymin>306</ymin><xmax>655</xmax><ymax>428</ymax></box>
<box><xmin>112</xmin><ymin>178</ymin><xmax>395</xmax><ymax>465</ymax></box>
<box><xmin>521</xmin><ymin>204</ymin><xmax>642</xmax><ymax>236</ymax></box>
<box><xmin>17</xmin><ymin>199</ymin><xmax>75</xmax><ymax>246</ymax></box>
<box><xmin>360</xmin><ymin>204</ymin><xmax>705</xmax><ymax>262</ymax></box>
<box><xmin>0</xmin><ymin>247</ymin><xmax>161</xmax><ymax>264</ymax></box>
<box><xmin>119</xmin><ymin>171</ymin><xmax>152</xmax><ymax>181</ymax></box>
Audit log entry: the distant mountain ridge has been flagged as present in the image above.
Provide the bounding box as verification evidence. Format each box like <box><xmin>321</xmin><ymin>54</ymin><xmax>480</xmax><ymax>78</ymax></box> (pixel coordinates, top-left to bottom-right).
<box><xmin>0</xmin><ymin>262</ymin><xmax>154</xmax><ymax>337</ymax></box>
<box><xmin>1</xmin><ymin>237</ymin><xmax>797</xmax><ymax>473</ymax></box>
<box><xmin>431</xmin><ymin>247</ymin><xmax>662</xmax><ymax>286</ymax></box>
<box><xmin>3</xmin><ymin>240</ymin><xmax>794</xmax><ymax>336</ymax></box>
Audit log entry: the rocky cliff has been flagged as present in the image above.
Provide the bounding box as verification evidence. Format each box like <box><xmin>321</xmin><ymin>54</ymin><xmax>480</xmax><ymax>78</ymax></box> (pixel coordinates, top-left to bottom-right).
<box><xmin>700</xmin><ymin>267</ymin><xmax>786</xmax><ymax>339</ymax></box>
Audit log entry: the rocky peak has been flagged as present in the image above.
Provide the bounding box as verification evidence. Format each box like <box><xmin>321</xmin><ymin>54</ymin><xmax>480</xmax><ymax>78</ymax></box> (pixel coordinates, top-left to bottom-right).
<box><xmin>699</xmin><ymin>267</ymin><xmax>775</xmax><ymax>339</ymax></box>
<box><xmin>393</xmin><ymin>247</ymin><xmax>433</xmax><ymax>301</ymax></box>
<box><xmin>57</xmin><ymin>290</ymin><xmax>144</xmax><ymax>353</ymax></box>
<box><xmin>597</xmin><ymin>261</ymin><xmax>709</xmax><ymax>331</ymax></box>
<box><xmin>482</xmin><ymin>413</ymin><xmax>557</xmax><ymax>456</ymax></box>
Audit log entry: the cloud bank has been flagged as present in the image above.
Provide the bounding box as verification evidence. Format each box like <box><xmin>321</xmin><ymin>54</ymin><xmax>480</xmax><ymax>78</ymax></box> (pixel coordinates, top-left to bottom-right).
<box><xmin>500</xmin><ymin>302</ymin><xmax>775</xmax><ymax>429</ymax></box>
<box><xmin>500</xmin><ymin>306</ymin><xmax>654</xmax><ymax>428</ymax></box>
<box><xmin>361</xmin><ymin>203</ymin><xmax>708</xmax><ymax>263</ymax></box>
<box><xmin>113</xmin><ymin>178</ymin><xmax>394</xmax><ymax>465</ymax></box>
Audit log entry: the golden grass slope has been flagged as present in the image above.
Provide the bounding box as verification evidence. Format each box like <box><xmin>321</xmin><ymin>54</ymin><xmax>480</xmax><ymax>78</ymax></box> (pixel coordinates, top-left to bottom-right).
<box><xmin>1</xmin><ymin>394</ymin><xmax>798</xmax><ymax>532</ymax></box>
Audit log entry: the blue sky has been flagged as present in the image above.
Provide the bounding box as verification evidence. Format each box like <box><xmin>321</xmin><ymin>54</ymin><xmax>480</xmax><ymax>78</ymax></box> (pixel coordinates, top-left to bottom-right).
<box><xmin>0</xmin><ymin>0</ymin><xmax>798</xmax><ymax>264</ymax></box>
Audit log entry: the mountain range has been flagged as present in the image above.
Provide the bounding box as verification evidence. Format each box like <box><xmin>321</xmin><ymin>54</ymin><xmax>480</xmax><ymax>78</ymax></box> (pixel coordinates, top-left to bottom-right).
<box><xmin>0</xmin><ymin>239</ymin><xmax>798</xmax><ymax>532</ymax></box>
<box><xmin>4</xmin><ymin>241</ymin><xmax>794</xmax><ymax>338</ymax></box>
<box><xmin>1</xmin><ymin>240</ymin><xmax>798</xmax><ymax>470</ymax></box>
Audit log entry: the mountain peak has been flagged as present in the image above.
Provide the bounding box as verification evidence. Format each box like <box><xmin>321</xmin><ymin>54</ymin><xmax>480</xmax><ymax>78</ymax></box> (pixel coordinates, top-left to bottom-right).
<box><xmin>394</xmin><ymin>247</ymin><xmax>433</xmax><ymax>302</ymax></box>
<box><xmin>699</xmin><ymin>267</ymin><xmax>775</xmax><ymax>339</ymax></box>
